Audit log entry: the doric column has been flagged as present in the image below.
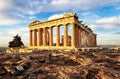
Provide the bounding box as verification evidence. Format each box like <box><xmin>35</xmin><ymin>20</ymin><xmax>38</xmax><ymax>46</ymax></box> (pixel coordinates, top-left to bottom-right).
<box><xmin>76</xmin><ymin>26</ymin><xmax>78</xmax><ymax>47</ymax></box>
<box><xmin>30</xmin><ymin>30</ymin><xmax>33</xmax><ymax>46</ymax></box>
<box><xmin>77</xmin><ymin>26</ymin><xmax>79</xmax><ymax>47</ymax></box>
<box><xmin>56</xmin><ymin>26</ymin><xmax>60</xmax><ymax>46</ymax></box>
<box><xmin>94</xmin><ymin>35</ymin><xmax>97</xmax><ymax>46</ymax></box>
<box><xmin>71</xmin><ymin>23</ymin><xmax>75</xmax><ymax>47</ymax></box>
<box><xmin>43</xmin><ymin>28</ymin><xmax>47</xmax><ymax>46</ymax></box>
<box><xmin>75</xmin><ymin>26</ymin><xmax>77</xmax><ymax>46</ymax></box>
<box><xmin>64</xmin><ymin>24</ymin><xmax>68</xmax><ymax>46</ymax></box>
<box><xmin>95</xmin><ymin>35</ymin><xmax>97</xmax><ymax>46</ymax></box>
<box><xmin>79</xmin><ymin>28</ymin><xmax>81</xmax><ymax>47</ymax></box>
<box><xmin>34</xmin><ymin>29</ymin><xmax>37</xmax><ymax>46</ymax></box>
<box><xmin>49</xmin><ymin>27</ymin><xmax>53</xmax><ymax>46</ymax></box>
<box><xmin>77</xmin><ymin>27</ymin><xmax>79</xmax><ymax>46</ymax></box>
<box><xmin>38</xmin><ymin>28</ymin><xmax>42</xmax><ymax>46</ymax></box>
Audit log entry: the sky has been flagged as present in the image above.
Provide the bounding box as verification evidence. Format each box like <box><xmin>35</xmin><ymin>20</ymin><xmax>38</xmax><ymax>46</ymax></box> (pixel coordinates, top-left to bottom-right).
<box><xmin>0</xmin><ymin>0</ymin><xmax>120</xmax><ymax>47</ymax></box>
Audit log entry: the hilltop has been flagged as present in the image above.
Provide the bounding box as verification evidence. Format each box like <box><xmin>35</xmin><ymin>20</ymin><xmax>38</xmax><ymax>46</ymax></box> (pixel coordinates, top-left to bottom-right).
<box><xmin>0</xmin><ymin>50</ymin><xmax>120</xmax><ymax>79</ymax></box>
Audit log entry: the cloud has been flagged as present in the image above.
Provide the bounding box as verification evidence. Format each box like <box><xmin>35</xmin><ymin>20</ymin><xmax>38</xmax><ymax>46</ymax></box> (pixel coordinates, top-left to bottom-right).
<box><xmin>115</xmin><ymin>32</ymin><xmax>120</xmax><ymax>34</ymax></box>
<box><xmin>48</xmin><ymin>13</ymin><xmax>63</xmax><ymax>20</ymax></box>
<box><xmin>50</xmin><ymin>0</ymin><xmax>120</xmax><ymax>11</ymax></box>
<box><xmin>0</xmin><ymin>0</ymin><xmax>120</xmax><ymax>26</ymax></box>
<box><xmin>89</xmin><ymin>15</ymin><xmax>120</xmax><ymax>30</ymax></box>
<box><xmin>0</xmin><ymin>32</ymin><xmax>2</xmax><ymax>35</ymax></box>
<box><xmin>115</xmin><ymin>2</ymin><xmax>120</xmax><ymax>10</ymax></box>
<box><xmin>96</xmin><ymin>16</ymin><xmax>120</xmax><ymax>25</ymax></box>
<box><xmin>0</xmin><ymin>13</ymin><xmax>21</xmax><ymax>26</ymax></box>
<box><xmin>8</xmin><ymin>27</ymin><xmax>28</xmax><ymax>36</ymax></box>
<box><xmin>1</xmin><ymin>0</ymin><xmax>120</xmax><ymax>16</ymax></box>
<box><xmin>0</xmin><ymin>0</ymin><xmax>38</xmax><ymax>26</ymax></box>
<box><xmin>0</xmin><ymin>0</ymin><xmax>12</xmax><ymax>11</ymax></box>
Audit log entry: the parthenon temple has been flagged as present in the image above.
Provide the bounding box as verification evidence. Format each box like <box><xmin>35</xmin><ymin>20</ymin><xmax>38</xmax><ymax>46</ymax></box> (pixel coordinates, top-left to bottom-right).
<box><xmin>29</xmin><ymin>13</ymin><xmax>97</xmax><ymax>50</ymax></box>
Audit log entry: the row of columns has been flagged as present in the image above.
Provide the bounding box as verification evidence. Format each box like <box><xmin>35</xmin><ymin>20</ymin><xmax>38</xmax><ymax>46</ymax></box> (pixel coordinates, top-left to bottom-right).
<box><xmin>29</xmin><ymin>23</ymin><xmax>96</xmax><ymax>48</ymax></box>
<box><xmin>73</xmin><ymin>25</ymin><xmax>82</xmax><ymax>47</ymax></box>
<box><xmin>29</xmin><ymin>23</ymin><xmax>75</xmax><ymax>47</ymax></box>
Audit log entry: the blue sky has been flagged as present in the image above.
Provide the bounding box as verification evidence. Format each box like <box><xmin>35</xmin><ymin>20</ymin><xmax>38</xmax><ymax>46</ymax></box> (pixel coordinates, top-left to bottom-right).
<box><xmin>0</xmin><ymin>0</ymin><xmax>120</xmax><ymax>47</ymax></box>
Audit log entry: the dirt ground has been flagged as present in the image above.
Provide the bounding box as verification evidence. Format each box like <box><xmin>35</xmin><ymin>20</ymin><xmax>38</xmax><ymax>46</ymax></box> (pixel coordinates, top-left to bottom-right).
<box><xmin>0</xmin><ymin>50</ymin><xmax>120</xmax><ymax>79</ymax></box>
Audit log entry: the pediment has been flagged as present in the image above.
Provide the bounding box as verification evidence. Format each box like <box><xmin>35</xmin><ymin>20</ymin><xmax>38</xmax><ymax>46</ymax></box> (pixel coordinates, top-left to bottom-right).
<box><xmin>29</xmin><ymin>20</ymin><xmax>40</xmax><ymax>26</ymax></box>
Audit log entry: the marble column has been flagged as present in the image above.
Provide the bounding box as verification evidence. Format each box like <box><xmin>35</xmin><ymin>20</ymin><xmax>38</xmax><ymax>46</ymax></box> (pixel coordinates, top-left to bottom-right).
<box><xmin>75</xmin><ymin>26</ymin><xmax>77</xmax><ymax>46</ymax></box>
<box><xmin>38</xmin><ymin>28</ymin><xmax>42</xmax><ymax>46</ymax></box>
<box><xmin>71</xmin><ymin>23</ymin><xmax>75</xmax><ymax>47</ymax></box>
<box><xmin>30</xmin><ymin>30</ymin><xmax>33</xmax><ymax>46</ymax></box>
<box><xmin>34</xmin><ymin>29</ymin><xmax>37</xmax><ymax>46</ymax></box>
<box><xmin>49</xmin><ymin>27</ymin><xmax>53</xmax><ymax>46</ymax></box>
<box><xmin>43</xmin><ymin>28</ymin><xmax>47</xmax><ymax>46</ymax></box>
<box><xmin>64</xmin><ymin>24</ymin><xmax>68</xmax><ymax>46</ymax></box>
<box><xmin>76</xmin><ymin>26</ymin><xmax>79</xmax><ymax>47</ymax></box>
<box><xmin>94</xmin><ymin>35</ymin><xmax>97</xmax><ymax>46</ymax></box>
<box><xmin>77</xmin><ymin>27</ymin><xmax>79</xmax><ymax>46</ymax></box>
<box><xmin>56</xmin><ymin>26</ymin><xmax>60</xmax><ymax>46</ymax></box>
<box><xmin>79</xmin><ymin>28</ymin><xmax>81</xmax><ymax>47</ymax></box>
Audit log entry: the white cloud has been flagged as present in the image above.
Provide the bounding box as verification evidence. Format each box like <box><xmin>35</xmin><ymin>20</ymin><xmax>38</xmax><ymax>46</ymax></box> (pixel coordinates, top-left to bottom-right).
<box><xmin>1</xmin><ymin>0</ymin><xmax>120</xmax><ymax>15</ymax></box>
<box><xmin>0</xmin><ymin>0</ymin><xmax>120</xmax><ymax>26</ymax></box>
<box><xmin>0</xmin><ymin>13</ymin><xmax>21</xmax><ymax>26</ymax></box>
<box><xmin>96</xmin><ymin>16</ymin><xmax>120</xmax><ymax>25</ymax></box>
<box><xmin>50</xmin><ymin>0</ymin><xmax>120</xmax><ymax>11</ymax></box>
<box><xmin>0</xmin><ymin>0</ymin><xmax>12</xmax><ymax>11</ymax></box>
<box><xmin>0</xmin><ymin>32</ymin><xmax>2</xmax><ymax>35</ymax></box>
<box><xmin>48</xmin><ymin>13</ymin><xmax>63</xmax><ymax>20</ymax></box>
<box><xmin>0</xmin><ymin>0</ymin><xmax>38</xmax><ymax>26</ymax></box>
<box><xmin>115</xmin><ymin>2</ymin><xmax>120</xmax><ymax>10</ymax></box>
<box><xmin>89</xmin><ymin>15</ymin><xmax>120</xmax><ymax>30</ymax></box>
<box><xmin>8</xmin><ymin>27</ymin><xmax>28</xmax><ymax>35</ymax></box>
<box><xmin>29</xmin><ymin>16</ymin><xmax>36</xmax><ymax>19</ymax></box>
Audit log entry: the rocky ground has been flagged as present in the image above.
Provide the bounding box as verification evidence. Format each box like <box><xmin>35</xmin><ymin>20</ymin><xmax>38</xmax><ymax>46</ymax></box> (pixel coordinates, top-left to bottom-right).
<box><xmin>0</xmin><ymin>50</ymin><xmax>120</xmax><ymax>79</ymax></box>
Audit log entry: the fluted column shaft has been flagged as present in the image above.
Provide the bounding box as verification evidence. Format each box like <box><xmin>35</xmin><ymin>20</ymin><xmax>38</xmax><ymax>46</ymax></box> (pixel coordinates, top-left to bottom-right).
<box><xmin>79</xmin><ymin>28</ymin><xmax>81</xmax><ymax>47</ymax></box>
<box><xmin>34</xmin><ymin>29</ymin><xmax>37</xmax><ymax>46</ymax></box>
<box><xmin>71</xmin><ymin>23</ymin><xmax>75</xmax><ymax>47</ymax></box>
<box><xmin>43</xmin><ymin>28</ymin><xmax>47</xmax><ymax>46</ymax></box>
<box><xmin>38</xmin><ymin>28</ymin><xmax>42</xmax><ymax>46</ymax></box>
<box><xmin>64</xmin><ymin>24</ymin><xmax>68</xmax><ymax>46</ymax></box>
<box><xmin>49</xmin><ymin>27</ymin><xmax>53</xmax><ymax>46</ymax></box>
<box><xmin>56</xmin><ymin>26</ymin><xmax>60</xmax><ymax>46</ymax></box>
<box><xmin>95</xmin><ymin>36</ymin><xmax>97</xmax><ymax>46</ymax></box>
<box><xmin>30</xmin><ymin>30</ymin><xmax>33</xmax><ymax>46</ymax></box>
<box><xmin>76</xmin><ymin>26</ymin><xmax>78</xmax><ymax>47</ymax></box>
<box><xmin>94</xmin><ymin>35</ymin><xmax>97</xmax><ymax>46</ymax></box>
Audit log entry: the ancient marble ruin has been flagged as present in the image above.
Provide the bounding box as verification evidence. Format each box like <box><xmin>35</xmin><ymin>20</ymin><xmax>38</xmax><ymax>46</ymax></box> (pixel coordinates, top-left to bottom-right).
<box><xmin>29</xmin><ymin>13</ymin><xmax>96</xmax><ymax>50</ymax></box>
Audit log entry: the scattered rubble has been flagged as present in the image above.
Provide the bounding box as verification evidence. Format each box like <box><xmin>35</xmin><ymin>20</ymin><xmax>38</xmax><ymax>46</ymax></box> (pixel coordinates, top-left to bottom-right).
<box><xmin>0</xmin><ymin>50</ymin><xmax>120</xmax><ymax>79</ymax></box>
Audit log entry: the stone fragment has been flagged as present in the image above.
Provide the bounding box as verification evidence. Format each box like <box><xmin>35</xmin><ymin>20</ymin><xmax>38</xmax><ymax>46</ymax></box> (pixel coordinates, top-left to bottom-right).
<box><xmin>16</xmin><ymin>66</ymin><xmax>24</xmax><ymax>71</ymax></box>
